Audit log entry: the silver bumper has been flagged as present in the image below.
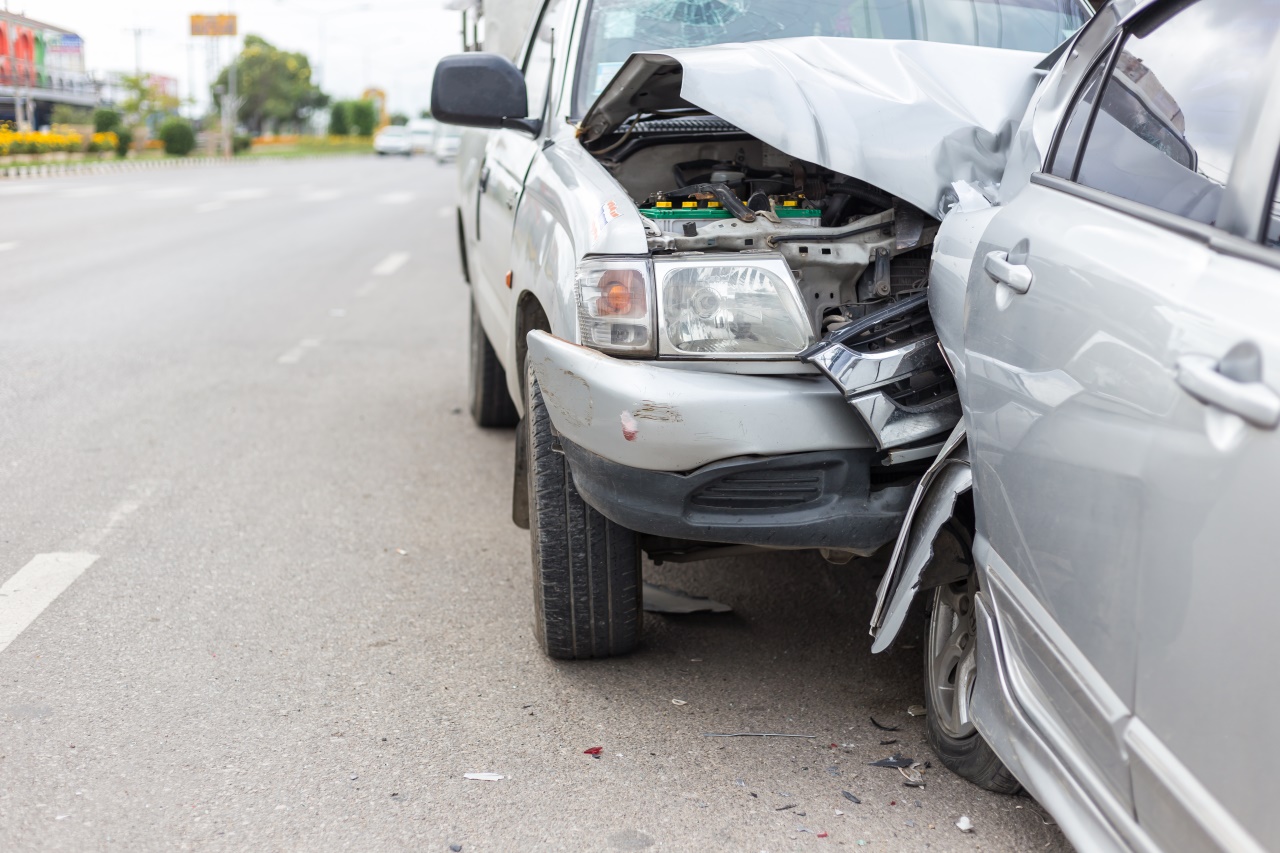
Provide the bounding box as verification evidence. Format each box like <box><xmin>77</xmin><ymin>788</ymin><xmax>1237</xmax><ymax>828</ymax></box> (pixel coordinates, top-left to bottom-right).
<box><xmin>526</xmin><ymin>331</ymin><xmax>876</xmax><ymax>473</ymax></box>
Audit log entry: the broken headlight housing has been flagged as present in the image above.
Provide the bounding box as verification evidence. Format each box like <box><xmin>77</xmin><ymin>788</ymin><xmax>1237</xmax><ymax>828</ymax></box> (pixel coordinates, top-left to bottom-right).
<box><xmin>575</xmin><ymin>258</ymin><xmax>656</xmax><ymax>356</ymax></box>
<box><xmin>656</xmin><ymin>256</ymin><xmax>813</xmax><ymax>358</ymax></box>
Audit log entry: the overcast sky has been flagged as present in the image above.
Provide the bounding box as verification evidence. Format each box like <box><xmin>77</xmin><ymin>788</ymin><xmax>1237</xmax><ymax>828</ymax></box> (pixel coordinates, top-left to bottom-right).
<box><xmin>14</xmin><ymin>0</ymin><xmax>470</xmax><ymax>115</ymax></box>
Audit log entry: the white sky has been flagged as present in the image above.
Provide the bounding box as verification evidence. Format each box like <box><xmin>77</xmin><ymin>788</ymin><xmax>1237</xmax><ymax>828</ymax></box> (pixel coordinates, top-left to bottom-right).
<box><xmin>14</xmin><ymin>0</ymin><xmax>471</xmax><ymax>116</ymax></box>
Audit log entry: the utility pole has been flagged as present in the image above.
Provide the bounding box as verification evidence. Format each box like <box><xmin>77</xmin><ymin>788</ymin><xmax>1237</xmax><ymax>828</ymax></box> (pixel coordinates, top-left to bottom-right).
<box><xmin>124</xmin><ymin>27</ymin><xmax>153</xmax><ymax>76</ymax></box>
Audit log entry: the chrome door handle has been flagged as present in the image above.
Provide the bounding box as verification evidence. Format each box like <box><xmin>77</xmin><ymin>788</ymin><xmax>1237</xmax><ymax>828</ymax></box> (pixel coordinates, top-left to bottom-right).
<box><xmin>984</xmin><ymin>250</ymin><xmax>1033</xmax><ymax>294</ymax></box>
<box><xmin>1176</xmin><ymin>354</ymin><xmax>1280</xmax><ymax>429</ymax></box>
<box><xmin>478</xmin><ymin>166</ymin><xmax>490</xmax><ymax>193</ymax></box>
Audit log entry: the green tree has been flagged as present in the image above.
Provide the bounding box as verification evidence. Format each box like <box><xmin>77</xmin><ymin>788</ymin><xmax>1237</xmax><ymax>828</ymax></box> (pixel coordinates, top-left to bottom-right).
<box><xmin>51</xmin><ymin>105</ymin><xmax>93</xmax><ymax>126</ymax></box>
<box><xmin>212</xmin><ymin>35</ymin><xmax>328</xmax><ymax>135</ymax></box>
<box><xmin>328</xmin><ymin>101</ymin><xmax>351</xmax><ymax>136</ymax></box>
<box><xmin>118</xmin><ymin>74</ymin><xmax>181</xmax><ymax>129</ymax></box>
<box><xmin>93</xmin><ymin>108</ymin><xmax>122</xmax><ymax>133</ymax></box>
<box><xmin>159</xmin><ymin>117</ymin><xmax>196</xmax><ymax>156</ymax></box>
<box><xmin>390</xmin><ymin>112</ymin><xmax>409</xmax><ymax>126</ymax></box>
<box><xmin>350</xmin><ymin>99</ymin><xmax>377</xmax><ymax>137</ymax></box>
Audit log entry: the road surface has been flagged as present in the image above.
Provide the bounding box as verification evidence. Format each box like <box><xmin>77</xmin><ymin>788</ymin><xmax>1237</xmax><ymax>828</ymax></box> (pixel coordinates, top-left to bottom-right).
<box><xmin>0</xmin><ymin>157</ymin><xmax>1071</xmax><ymax>851</ymax></box>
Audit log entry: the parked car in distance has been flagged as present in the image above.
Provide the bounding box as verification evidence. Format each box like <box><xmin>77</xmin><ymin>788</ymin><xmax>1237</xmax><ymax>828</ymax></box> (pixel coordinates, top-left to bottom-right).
<box><xmin>408</xmin><ymin>118</ymin><xmax>437</xmax><ymax>154</ymax></box>
<box><xmin>431</xmin><ymin>126</ymin><xmax>460</xmax><ymax>162</ymax></box>
<box><xmin>862</xmin><ymin>0</ymin><xmax>1280</xmax><ymax>850</ymax></box>
<box><xmin>373</xmin><ymin>125</ymin><xmax>412</xmax><ymax>156</ymax></box>
<box><xmin>431</xmin><ymin>0</ymin><xmax>1091</xmax><ymax>660</ymax></box>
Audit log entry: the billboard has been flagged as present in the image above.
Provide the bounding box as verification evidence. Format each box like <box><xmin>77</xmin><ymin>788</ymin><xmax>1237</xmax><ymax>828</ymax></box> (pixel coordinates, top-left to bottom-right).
<box><xmin>190</xmin><ymin>14</ymin><xmax>237</xmax><ymax>37</ymax></box>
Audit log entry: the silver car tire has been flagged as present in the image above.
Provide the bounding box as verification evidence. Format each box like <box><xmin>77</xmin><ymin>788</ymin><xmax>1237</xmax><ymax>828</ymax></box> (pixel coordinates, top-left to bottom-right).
<box><xmin>923</xmin><ymin>525</ymin><xmax>1021</xmax><ymax>794</ymax></box>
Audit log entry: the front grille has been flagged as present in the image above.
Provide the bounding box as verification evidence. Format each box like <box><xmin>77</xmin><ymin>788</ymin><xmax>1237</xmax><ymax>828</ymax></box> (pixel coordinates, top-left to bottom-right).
<box><xmin>691</xmin><ymin>469</ymin><xmax>824</xmax><ymax>509</ymax></box>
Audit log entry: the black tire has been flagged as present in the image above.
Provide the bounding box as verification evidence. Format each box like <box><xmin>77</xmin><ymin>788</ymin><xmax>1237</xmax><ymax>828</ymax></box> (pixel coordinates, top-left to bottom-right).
<box><xmin>468</xmin><ymin>299</ymin><xmax>518</xmax><ymax>428</ymax></box>
<box><xmin>923</xmin><ymin>527</ymin><xmax>1022</xmax><ymax>794</ymax></box>
<box><xmin>526</xmin><ymin>369</ymin><xmax>641</xmax><ymax>659</ymax></box>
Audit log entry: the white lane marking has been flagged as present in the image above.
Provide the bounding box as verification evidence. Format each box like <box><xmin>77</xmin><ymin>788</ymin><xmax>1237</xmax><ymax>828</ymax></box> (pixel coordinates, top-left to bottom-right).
<box><xmin>277</xmin><ymin>337</ymin><xmax>323</xmax><ymax>365</ymax></box>
<box><xmin>372</xmin><ymin>252</ymin><xmax>410</xmax><ymax>276</ymax></box>
<box><xmin>60</xmin><ymin>185</ymin><xmax>122</xmax><ymax>199</ymax></box>
<box><xmin>0</xmin><ymin>184</ymin><xmax>53</xmax><ymax>196</ymax></box>
<box><xmin>302</xmin><ymin>189</ymin><xmax>343</xmax><ymax>202</ymax></box>
<box><xmin>0</xmin><ymin>242</ymin><xmax>17</xmax><ymax>252</ymax></box>
<box><xmin>354</xmin><ymin>281</ymin><xmax>378</xmax><ymax>298</ymax></box>
<box><xmin>84</xmin><ymin>499</ymin><xmax>143</xmax><ymax>549</ymax></box>
<box><xmin>437</xmin><ymin>206</ymin><xmax>453</xmax><ymax>219</ymax></box>
<box><xmin>0</xmin><ymin>553</ymin><xmax>100</xmax><ymax>654</ymax></box>
<box><xmin>377</xmin><ymin>191</ymin><xmax>415</xmax><ymax>205</ymax></box>
<box><xmin>140</xmin><ymin>186</ymin><xmax>194</xmax><ymax>200</ymax></box>
<box><xmin>196</xmin><ymin>201</ymin><xmax>228</xmax><ymax>213</ymax></box>
<box><xmin>220</xmin><ymin>188</ymin><xmax>269</xmax><ymax>201</ymax></box>
<box><xmin>329</xmin><ymin>308</ymin><xmax>347</xmax><ymax>318</ymax></box>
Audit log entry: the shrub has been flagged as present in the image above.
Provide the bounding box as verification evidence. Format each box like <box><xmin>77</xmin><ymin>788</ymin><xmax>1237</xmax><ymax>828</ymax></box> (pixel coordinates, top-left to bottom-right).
<box><xmin>52</xmin><ymin>105</ymin><xmax>94</xmax><ymax>126</ymax></box>
<box><xmin>89</xmin><ymin>131</ymin><xmax>119</xmax><ymax>153</ymax></box>
<box><xmin>93</xmin><ymin>109</ymin><xmax>122</xmax><ymax>133</ymax></box>
<box><xmin>350</xmin><ymin>100</ymin><xmax>377</xmax><ymax>137</ymax></box>
<box><xmin>159</xmin><ymin>117</ymin><xmax>196</xmax><ymax>156</ymax></box>
<box><xmin>115</xmin><ymin>127</ymin><xmax>134</xmax><ymax>158</ymax></box>
<box><xmin>233</xmin><ymin>134</ymin><xmax>252</xmax><ymax>155</ymax></box>
<box><xmin>328</xmin><ymin>102</ymin><xmax>350</xmax><ymax>137</ymax></box>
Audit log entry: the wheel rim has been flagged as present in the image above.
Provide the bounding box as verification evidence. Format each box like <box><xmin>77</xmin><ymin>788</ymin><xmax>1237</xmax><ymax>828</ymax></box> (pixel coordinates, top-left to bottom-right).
<box><xmin>927</xmin><ymin>575</ymin><xmax>978</xmax><ymax>739</ymax></box>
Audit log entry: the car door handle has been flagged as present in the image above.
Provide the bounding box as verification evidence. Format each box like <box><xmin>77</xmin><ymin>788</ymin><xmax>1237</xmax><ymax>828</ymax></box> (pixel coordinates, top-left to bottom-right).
<box><xmin>478</xmin><ymin>166</ymin><xmax>490</xmax><ymax>193</ymax></box>
<box><xmin>1176</xmin><ymin>355</ymin><xmax>1280</xmax><ymax>429</ymax></box>
<box><xmin>984</xmin><ymin>251</ymin><xmax>1033</xmax><ymax>294</ymax></box>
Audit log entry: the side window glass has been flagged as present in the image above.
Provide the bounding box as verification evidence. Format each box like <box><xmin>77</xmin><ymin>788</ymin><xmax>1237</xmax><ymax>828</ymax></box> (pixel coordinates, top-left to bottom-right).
<box><xmin>1073</xmin><ymin>0</ymin><xmax>1280</xmax><ymax>225</ymax></box>
<box><xmin>1267</xmin><ymin>162</ymin><xmax>1280</xmax><ymax>248</ymax></box>
<box><xmin>1048</xmin><ymin>53</ymin><xmax>1109</xmax><ymax>179</ymax></box>
<box><xmin>523</xmin><ymin>0</ymin><xmax>567</xmax><ymax>122</ymax></box>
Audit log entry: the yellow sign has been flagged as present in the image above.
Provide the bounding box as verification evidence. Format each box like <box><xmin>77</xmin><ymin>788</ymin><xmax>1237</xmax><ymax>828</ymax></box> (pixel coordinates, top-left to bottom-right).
<box><xmin>190</xmin><ymin>15</ymin><xmax>237</xmax><ymax>37</ymax></box>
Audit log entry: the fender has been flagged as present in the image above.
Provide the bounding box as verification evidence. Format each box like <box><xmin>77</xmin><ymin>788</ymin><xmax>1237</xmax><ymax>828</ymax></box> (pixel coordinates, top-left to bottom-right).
<box><xmin>869</xmin><ymin>422</ymin><xmax>972</xmax><ymax>653</ymax></box>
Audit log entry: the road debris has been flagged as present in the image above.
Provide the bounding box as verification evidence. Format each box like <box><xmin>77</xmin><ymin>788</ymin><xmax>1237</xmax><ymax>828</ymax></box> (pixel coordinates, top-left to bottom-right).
<box><xmin>907</xmin><ymin>705</ymin><xmax>927</xmax><ymax>717</ymax></box>
<box><xmin>869</xmin><ymin>716</ymin><xmax>900</xmax><ymax>732</ymax></box>
<box><xmin>879</xmin><ymin>739</ymin><xmax>899</xmax><ymax>745</ymax></box>
<box><xmin>898</xmin><ymin>762</ymin><xmax>926</xmax><ymax>787</ymax></box>
<box><xmin>825</xmin><ymin>766</ymin><xmax>841</xmax><ymax>777</ymax></box>
<box><xmin>777</xmin><ymin>804</ymin><xmax>797</xmax><ymax>811</ymax></box>
<box><xmin>450</xmin><ymin>845</ymin><xmax>463</xmax><ymax>852</ymax></box>
<box><xmin>642</xmin><ymin>582</ymin><xmax>732</xmax><ymax>613</ymax></box>
<box><xmin>463</xmin><ymin>773</ymin><xmax>504</xmax><ymax>781</ymax></box>
<box><xmin>583</xmin><ymin>747</ymin><xmax>603</xmax><ymax>757</ymax></box>
<box><xmin>868</xmin><ymin>754</ymin><xmax>915</xmax><ymax>769</ymax></box>
<box><xmin>702</xmin><ymin>732</ymin><xmax>816</xmax><ymax>739</ymax></box>
<box><xmin>672</xmin><ymin>699</ymin><xmax>688</xmax><ymax>706</ymax></box>
<box><xmin>957</xmin><ymin>815</ymin><xmax>974</xmax><ymax>833</ymax></box>
<box><xmin>841</xmin><ymin>791</ymin><xmax>861</xmax><ymax>804</ymax></box>
<box><xmin>817</xmin><ymin>832</ymin><xmax>829</xmax><ymax>838</ymax></box>
<box><xmin>395</xmin><ymin>549</ymin><xmax>408</xmax><ymax>556</ymax></box>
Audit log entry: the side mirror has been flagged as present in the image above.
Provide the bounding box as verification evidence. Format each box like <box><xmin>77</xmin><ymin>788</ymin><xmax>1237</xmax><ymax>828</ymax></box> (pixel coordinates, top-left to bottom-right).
<box><xmin>431</xmin><ymin>53</ymin><xmax>542</xmax><ymax>136</ymax></box>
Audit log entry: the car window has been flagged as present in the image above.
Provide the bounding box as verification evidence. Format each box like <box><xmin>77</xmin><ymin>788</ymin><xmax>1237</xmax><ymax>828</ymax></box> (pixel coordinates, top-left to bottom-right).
<box><xmin>1070</xmin><ymin>0</ymin><xmax>1280</xmax><ymax>226</ymax></box>
<box><xmin>574</xmin><ymin>0</ymin><xmax>1092</xmax><ymax>115</ymax></box>
<box><xmin>1267</xmin><ymin>160</ymin><xmax>1280</xmax><ymax>248</ymax></box>
<box><xmin>524</xmin><ymin>0</ymin><xmax>569</xmax><ymax>122</ymax></box>
<box><xmin>1047</xmin><ymin>48</ymin><xmax>1109</xmax><ymax>178</ymax></box>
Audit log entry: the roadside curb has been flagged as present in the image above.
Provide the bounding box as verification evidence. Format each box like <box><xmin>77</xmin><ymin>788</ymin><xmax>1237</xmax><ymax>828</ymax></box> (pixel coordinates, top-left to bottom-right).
<box><xmin>0</xmin><ymin>154</ymin><xmax>367</xmax><ymax>180</ymax></box>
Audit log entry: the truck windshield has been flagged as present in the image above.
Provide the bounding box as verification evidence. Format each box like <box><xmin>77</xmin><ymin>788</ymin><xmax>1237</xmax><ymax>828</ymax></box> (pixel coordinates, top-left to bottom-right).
<box><xmin>575</xmin><ymin>0</ymin><xmax>1090</xmax><ymax>115</ymax></box>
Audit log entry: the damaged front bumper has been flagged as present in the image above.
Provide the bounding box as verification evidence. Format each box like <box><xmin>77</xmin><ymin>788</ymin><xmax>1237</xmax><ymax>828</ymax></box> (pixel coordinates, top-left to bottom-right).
<box><xmin>526</xmin><ymin>331</ymin><xmax>916</xmax><ymax>553</ymax></box>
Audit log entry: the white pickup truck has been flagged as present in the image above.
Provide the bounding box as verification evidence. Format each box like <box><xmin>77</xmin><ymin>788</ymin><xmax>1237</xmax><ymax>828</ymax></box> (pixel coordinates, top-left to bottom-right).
<box><xmin>432</xmin><ymin>0</ymin><xmax>1090</xmax><ymax>659</ymax></box>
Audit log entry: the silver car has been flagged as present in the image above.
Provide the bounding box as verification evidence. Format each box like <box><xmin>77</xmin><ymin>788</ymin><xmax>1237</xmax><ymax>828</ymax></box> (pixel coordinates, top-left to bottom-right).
<box><xmin>860</xmin><ymin>0</ymin><xmax>1280</xmax><ymax>849</ymax></box>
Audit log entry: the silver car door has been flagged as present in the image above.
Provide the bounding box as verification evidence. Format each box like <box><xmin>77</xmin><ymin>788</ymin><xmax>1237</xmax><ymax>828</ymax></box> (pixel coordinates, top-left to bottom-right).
<box><xmin>1126</xmin><ymin>38</ymin><xmax>1280</xmax><ymax>853</ymax></box>
<box><xmin>474</xmin><ymin>0</ymin><xmax>568</xmax><ymax>360</ymax></box>
<box><xmin>965</xmin><ymin>0</ymin><xmax>1280</xmax><ymax>830</ymax></box>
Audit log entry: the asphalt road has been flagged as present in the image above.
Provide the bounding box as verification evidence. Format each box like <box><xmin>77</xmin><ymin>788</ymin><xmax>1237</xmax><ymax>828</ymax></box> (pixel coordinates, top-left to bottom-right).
<box><xmin>0</xmin><ymin>157</ymin><xmax>1071</xmax><ymax>852</ymax></box>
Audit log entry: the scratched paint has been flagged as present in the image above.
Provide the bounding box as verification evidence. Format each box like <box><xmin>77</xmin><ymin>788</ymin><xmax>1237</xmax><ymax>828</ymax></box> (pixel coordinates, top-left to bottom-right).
<box><xmin>632</xmin><ymin>401</ymin><xmax>683</xmax><ymax>423</ymax></box>
<box><xmin>621</xmin><ymin>411</ymin><xmax>639</xmax><ymax>442</ymax></box>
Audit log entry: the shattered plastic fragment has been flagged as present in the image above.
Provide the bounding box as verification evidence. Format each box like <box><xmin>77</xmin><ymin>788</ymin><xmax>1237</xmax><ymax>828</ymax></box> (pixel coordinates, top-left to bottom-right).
<box><xmin>817</xmin><ymin>832</ymin><xmax>829</xmax><ymax>838</ymax></box>
<box><xmin>957</xmin><ymin>815</ymin><xmax>974</xmax><ymax>833</ymax></box>
<box><xmin>907</xmin><ymin>705</ymin><xmax>927</xmax><ymax>717</ymax></box>
<box><xmin>463</xmin><ymin>773</ymin><xmax>504</xmax><ymax>781</ymax></box>
<box><xmin>643</xmin><ymin>583</ymin><xmax>731</xmax><ymax>613</ymax></box>
<box><xmin>671</xmin><ymin>699</ymin><xmax>688</xmax><ymax>706</ymax></box>
<box><xmin>841</xmin><ymin>791</ymin><xmax>861</xmax><ymax>805</ymax></box>
<box><xmin>869</xmin><ymin>716</ymin><xmax>900</xmax><ymax>732</ymax></box>
<box><xmin>583</xmin><ymin>746</ymin><xmax>603</xmax><ymax>756</ymax></box>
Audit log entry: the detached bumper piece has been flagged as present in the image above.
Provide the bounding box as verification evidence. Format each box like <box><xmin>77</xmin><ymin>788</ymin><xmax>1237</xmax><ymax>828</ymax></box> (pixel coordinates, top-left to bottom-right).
<box><xmin>800</xmin><ymin>294</ymin><xmax>960</xmax><ymax>450</ymax></box>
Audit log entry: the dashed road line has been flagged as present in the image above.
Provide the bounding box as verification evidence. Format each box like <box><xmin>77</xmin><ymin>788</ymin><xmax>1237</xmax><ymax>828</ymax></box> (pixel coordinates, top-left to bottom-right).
<box><xmin>84</xmin><ymin>499</ymin><xmax>143</xmax><ymax>549</ymax></box>
<box><xmin>354</xmin><ymin>281</ymin><xmax>378</xmax><ymax>298</ymax></box>
<box><xmin>329</xmin><ymin>308</ymin><xmax>347</xmax><ymax>318</ymax></box>
<box><xmin>196</xmin><ymin>200</ymin><xmax>228</xmax><ymax>213</ymax></box>
<box><xmin>0</xmin><ymin>241</ymin><xmax>17</xmax><ymax>252</ymax></box>
<box><xmin>220</xmin><ymin>188</ymin><xmax>269</xmax><ymax>201</ymax></box>
<box><xmin>0</xmin><ymin>553</ymin><xmax>100</xmax><ymax>654</ymax></box>
<box><xmin>278</xmin><ymin>337</ymin><xmax>323</xmax><ymax>365</ymax></box>
<box><xmin>377</xmin><ymin>191</ymin><xmax>415</xmax><ymax>205</ymax></box>
<box><xmin>372</xmin><ymin>252</ymin><xmax>409</xmax><ymax>276</ymax></box>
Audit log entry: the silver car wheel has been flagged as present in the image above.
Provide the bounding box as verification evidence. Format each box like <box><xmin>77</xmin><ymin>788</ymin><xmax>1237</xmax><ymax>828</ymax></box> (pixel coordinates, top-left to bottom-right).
<box><xmin>927</xmin><ymin>577</ymin><xmax>978</xmax><ymax>739</ymax></box>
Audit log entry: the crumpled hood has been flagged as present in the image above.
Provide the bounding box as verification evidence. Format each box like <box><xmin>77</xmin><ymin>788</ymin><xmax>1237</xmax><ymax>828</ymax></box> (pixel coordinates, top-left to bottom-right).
<box><xmin>580</xmin><ymin>37</ymin><xmax>1045</xmax><ymax>217</ymax></box>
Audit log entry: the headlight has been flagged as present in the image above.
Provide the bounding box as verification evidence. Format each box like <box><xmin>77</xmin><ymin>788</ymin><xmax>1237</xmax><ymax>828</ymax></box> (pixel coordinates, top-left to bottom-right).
<box><xmin>575</xmin><ymin>258</ymin><xmax>656</xmax><ymax>356</ymax></box>
<box><xmin>656</xmin><ymin>256</ymin><xmax>813</xmax><ymax>357</ymax></box>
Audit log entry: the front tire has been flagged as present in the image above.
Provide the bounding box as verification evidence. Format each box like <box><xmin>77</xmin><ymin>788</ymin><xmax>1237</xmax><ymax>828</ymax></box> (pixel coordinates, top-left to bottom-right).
<box><xmin>923</xmin><ymin>526</ymin><xmax>1021</xmax><ymax>794</ymax></box>
<box><xmin>526</xmin><ymin>368</ymin><xmax>641</xmax><ymax>659</ymax></box>
<box><xmin>468</xmin><ymin>299</ymin><xmax>518</xmax><ymax>428</ymax></box>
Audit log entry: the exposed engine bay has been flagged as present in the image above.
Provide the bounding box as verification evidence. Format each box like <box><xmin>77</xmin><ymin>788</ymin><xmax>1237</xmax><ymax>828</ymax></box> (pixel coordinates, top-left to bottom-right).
<box><xmin>584</xmin><ymin>119</ymin><xmax>961</xmax><ymax>453</ymax></box>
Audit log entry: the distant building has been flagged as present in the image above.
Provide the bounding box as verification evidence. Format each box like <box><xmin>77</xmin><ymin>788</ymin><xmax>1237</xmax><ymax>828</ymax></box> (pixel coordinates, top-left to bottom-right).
<box><xmin>0</xmin><ymin>11</ymin><xmax>95</xmax><ymax>127</ymax></box>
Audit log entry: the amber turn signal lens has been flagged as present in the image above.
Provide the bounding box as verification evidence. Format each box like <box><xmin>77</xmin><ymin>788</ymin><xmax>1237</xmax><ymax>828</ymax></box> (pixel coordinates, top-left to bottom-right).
<box><xmin>595</xmin><ymin>270</ymin><xmax>644</xmax><ymax>317</ymax></box>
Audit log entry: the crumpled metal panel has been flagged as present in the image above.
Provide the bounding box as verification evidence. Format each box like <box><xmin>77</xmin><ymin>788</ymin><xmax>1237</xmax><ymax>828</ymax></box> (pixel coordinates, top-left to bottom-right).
<box><xmin>583</xmin><ymin>37</ymin><xmax>1045</xmax><ymax>216</ymax></box>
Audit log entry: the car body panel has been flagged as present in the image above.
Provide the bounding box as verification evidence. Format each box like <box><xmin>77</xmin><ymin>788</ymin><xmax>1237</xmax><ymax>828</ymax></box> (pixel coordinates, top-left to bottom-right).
<box><xmin>527</xmin><ymin>330</ymin><xmax>874</xmax><ymax>472</ymax></box>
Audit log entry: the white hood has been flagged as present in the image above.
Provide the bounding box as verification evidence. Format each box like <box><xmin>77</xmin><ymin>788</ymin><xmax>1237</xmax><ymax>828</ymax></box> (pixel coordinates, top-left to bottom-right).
<box><xmin>580</xmin><ymin>37</ymin><xmax>1045</xmax><ymax>217</ymax></box>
